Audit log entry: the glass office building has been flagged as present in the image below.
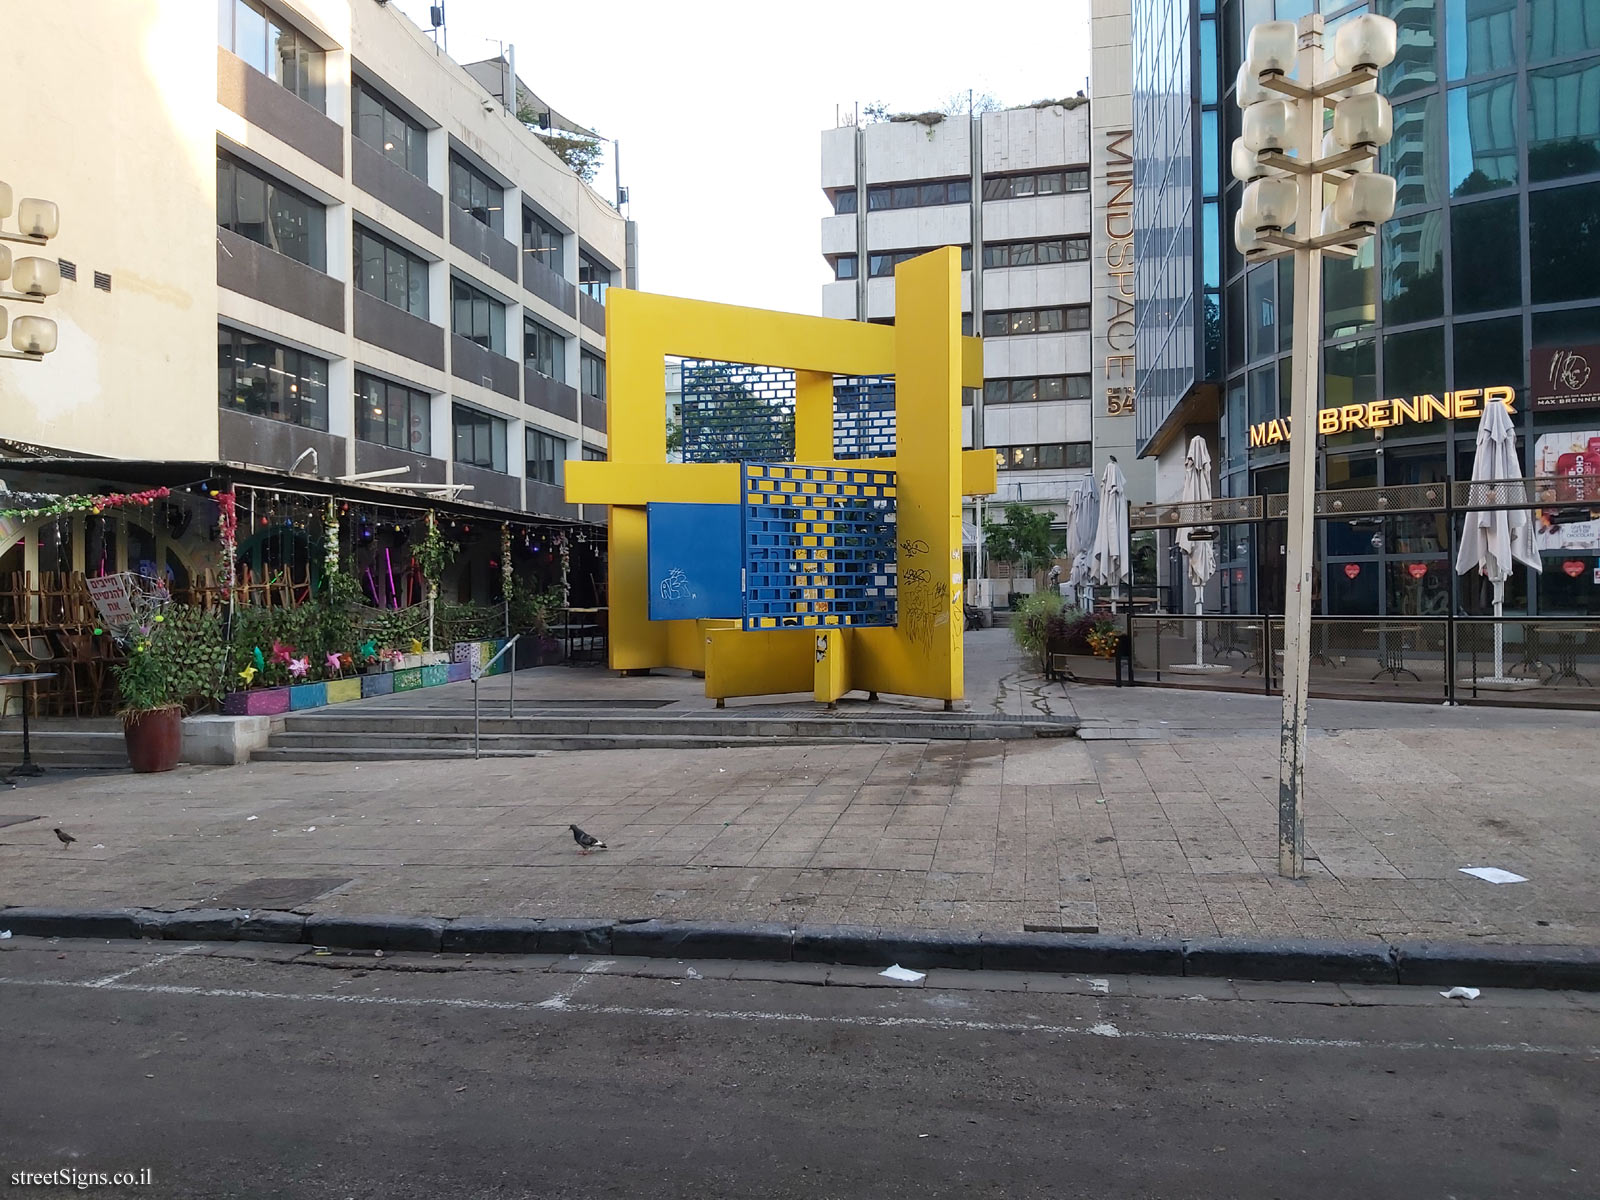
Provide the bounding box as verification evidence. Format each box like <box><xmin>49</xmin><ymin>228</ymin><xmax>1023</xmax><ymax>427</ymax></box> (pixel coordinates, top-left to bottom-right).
<box><xmin>1131</xmin><ymin>0</ymin><xmax>1600</xmax><ymax>618</ymax></box>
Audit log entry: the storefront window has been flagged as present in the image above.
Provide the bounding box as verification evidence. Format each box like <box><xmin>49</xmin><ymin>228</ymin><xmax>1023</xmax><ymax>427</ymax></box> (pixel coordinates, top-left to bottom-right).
<box><xmin>1383</xmin><ymin>326</ymin><xmax>1449</xmax><ymax>437</ymax></box>
<box><xmin>1381</xmin><ymin>211</ymin><xmax>1444</xmax><ymax>324</ymax></box>
<box><xmin>1388</xmin><ymin>560</ymin><xmax>1452</xmax><ymax>615</ymax></box>
<box><xmin>84</xmin><ymin>516</ymin><xmax>117</xmax><ymax>578</ymax></box>
<box><xmin>1224</xmin><ymin>379</ymin><xmax>1246</xmax><ymax>468</ymax></box>
<box><xmin>1379</xmin><ymin>0</ymin><xmax>1438</xmax><ymax>97</ymax></box>
<box><xmin>1448</xmin><ymin>77</ymin><xmax>1519</xmax><ymax>196</ymax></box>
<box><xmin>1326</xmin><ymin>556</ymin><xmax>1380</xmax><ymax>614</ymax></box>
<box><xmin>1529</xmin><ymin>181</ymin><xmax>1600</xmax><ymax>305</ymax></box>
<box><xmin>1385</xmin><ymin>450</ymin><xmax>1450</xmax><ymax>555</ymax></box>
<box><xmin>1451</xmin><ymin>195</ymin><xmax>1521</xmax><ymax>314</ymax></box>
<box><xmin>1248</xmin><ymin>363</ymin><xmax>1275</xmax><ymax>427</ymax></box>
<box><xmin>1325</xmin><ymin>452</ymin><xmax>1379</xmax><ymax>557</ymax></box>
<box><xmin>1532</xmin><ymin>303</ymin><xmax>1600</xmax><ymax>350</ymax></box>
<box><xmin>1453</xmin><ymin>316</ymin><xmax>1523</xmax><ymax>402</ymax></box>
<box><xmin>1536</xmin><ymin>556</ymin><xmax>1599</xmax><ymax>615</ymax></box>
<box><xmin>1323</xmin><ymin>337</ymin><xmax>1377</xmax><ymax>450</ymax></box>
<box><xmin>1324</xmin><ymin>236</ymin><xmax>1377</xmax><ymax>338</ymax></box>
<box><xmin>1384</xmin><ymin>94</ymin><xmax>1444</xmax><ymax>210</ymax></box>
<box><xmin>1528</xmin><ymin>59</ymin><xmax>1600</xmax><ymax>182</ymax></box>
<box><xmin>1247</xmin><ymin>263</ymin><xmax>1276</xmax><ymax>360</ymax></box>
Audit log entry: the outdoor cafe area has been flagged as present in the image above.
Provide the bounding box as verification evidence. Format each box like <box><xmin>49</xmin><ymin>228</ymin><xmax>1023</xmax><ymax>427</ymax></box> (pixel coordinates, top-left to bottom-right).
<box><xmin>1056</xmin><ymin>475</ymin><xmax>1600</xmax><ymax>708</ymax></box>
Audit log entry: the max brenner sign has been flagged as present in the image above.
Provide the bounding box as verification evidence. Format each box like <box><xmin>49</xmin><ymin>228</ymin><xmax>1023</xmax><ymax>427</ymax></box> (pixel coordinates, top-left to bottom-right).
<box><xmin>1103</xmin><ymin>129</ymin><xmax>1135</xmax><ymax>416</ymax></box>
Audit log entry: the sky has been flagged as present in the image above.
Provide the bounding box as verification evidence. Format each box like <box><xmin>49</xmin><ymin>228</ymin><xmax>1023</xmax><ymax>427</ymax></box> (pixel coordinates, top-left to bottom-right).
<box><xmin>392</xmin><ymin>0</ymin><xmax>1093</xmax><ymax>316</ymax></box>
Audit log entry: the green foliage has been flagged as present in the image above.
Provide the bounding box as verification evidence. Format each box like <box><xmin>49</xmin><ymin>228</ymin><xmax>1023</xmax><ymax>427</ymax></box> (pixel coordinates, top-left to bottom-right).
<box><xmin>508</xmin><ymin>579</ymin><xmax>565</xmax><ymax>638</ymax></box>
<box><xmin>983</xmin><ymin>503</ymin><xmax>1063</xmax><ymax>582</ymax></box>
<box><xmin>226</xmin><ymin>603</ymin><xmax>323</xmax><ymax>686</ymax></box>
<box><xmin>417</xmin><ymin>518</ymin><xmax>456</xmax><ymax>594</ymax></box>
<box><xmin>1011</xmin><ymin>592</ymin><xmax>1067</xmax><ymax>672</ymax></box>
<box><xmin>115</xmin><ymin>605</ymin><xmax>225</xmax><ymax>714</ymax></box>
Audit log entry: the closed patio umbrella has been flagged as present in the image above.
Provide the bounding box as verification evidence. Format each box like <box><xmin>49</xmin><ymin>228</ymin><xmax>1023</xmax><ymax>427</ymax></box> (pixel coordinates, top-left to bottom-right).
<box><xmin>1454</xmin><ymin>396</ymin><xmax>1540</xmax><ymax>682</ymax></box>
<box><xmin>1175</xmin><ymin>436</ymin><xmax>1219</xmax><ymax>667</ymax></box>
<box><xmin>1090</xmin><ymin>460</ymin><xmax>1129</xmax><ymax>608</ymax></box>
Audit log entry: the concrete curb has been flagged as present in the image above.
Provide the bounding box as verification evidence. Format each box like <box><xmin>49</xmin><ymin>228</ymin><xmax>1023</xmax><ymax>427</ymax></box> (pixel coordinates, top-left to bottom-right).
<box><xmin>3</xmin><ymin>905</ymin><xmax>1598</xmax><ymax>991</ymax></box>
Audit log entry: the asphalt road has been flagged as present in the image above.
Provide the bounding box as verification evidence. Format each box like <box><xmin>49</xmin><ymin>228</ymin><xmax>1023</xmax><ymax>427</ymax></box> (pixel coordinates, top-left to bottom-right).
<box><xmin>1</xmin><ymin>938</ymin><xmax>1597</xmax><ymax>1199</ymax></box>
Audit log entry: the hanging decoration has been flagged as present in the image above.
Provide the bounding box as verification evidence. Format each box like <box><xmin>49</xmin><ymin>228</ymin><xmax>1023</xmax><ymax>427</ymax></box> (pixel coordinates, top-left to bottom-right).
<box><xmin>555</xmin><ymin>530</ymin><xmax>571</xmax><ymax>606</ymax></box>
<box><xmin>215</xmin><ymin>488</ymin><xmax>238</xmax><ymax>601</ymax></box>
<box><xmin>500</xmin><ymin>522</ymin><xmax>513</xmax><ymax>596</ymax></box>
<box><xmin>324</xmin><ymin>496</ymin><xmax>339</xmax><ymax>578</ymax></box>
<box><xmin>0</xmin><ymin>486</ymin><xmax>172</xmax><ymax>522</ymax></box>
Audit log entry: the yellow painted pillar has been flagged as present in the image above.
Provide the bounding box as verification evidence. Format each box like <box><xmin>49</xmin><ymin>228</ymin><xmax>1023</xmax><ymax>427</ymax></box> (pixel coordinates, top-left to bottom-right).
<box><xmin>794</xmin><ymin>370</ymin><xmax>835</xmax><ymax>463</ymax></box>
<box><xmin>813</xmin><ymin>628</ymin><xmax>847</xmax><ymax>704</ymax></box>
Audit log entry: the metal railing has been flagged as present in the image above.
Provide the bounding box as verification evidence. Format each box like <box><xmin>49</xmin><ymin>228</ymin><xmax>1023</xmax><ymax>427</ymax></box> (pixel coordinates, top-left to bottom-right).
<box><xmin>1114</xmin><ymin>613</ymin><xmax>1600</xmax><ymax>705</ymax></box>
<box><xmin>471</xmin><ymin>634</ymin><xmax>520</xmax><ymax>759</ymax></box>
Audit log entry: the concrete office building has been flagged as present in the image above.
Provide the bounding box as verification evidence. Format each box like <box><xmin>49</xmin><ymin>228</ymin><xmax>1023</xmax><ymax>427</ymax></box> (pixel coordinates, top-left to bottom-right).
<box><xmin>2</xmin><ymin>0</ymin><xmax>630</xmax><ymax>538</ymax></box>
<box><xmin>820</xmin><ymin>101</ymin><xmax>1100</xmax><ymax>598</ymax></box>
<box><xmin>1124</xmin><ymin>0</ymin><xmax>1600</xmax><ymax>620</ymax></box>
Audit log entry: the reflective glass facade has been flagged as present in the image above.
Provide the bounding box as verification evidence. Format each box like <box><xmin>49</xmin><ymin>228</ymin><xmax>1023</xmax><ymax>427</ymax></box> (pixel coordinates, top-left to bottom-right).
<box><xmin>1132</xmin><ymin>0</ymin><xmax>1600</xmax><ymax>616</ymax></box>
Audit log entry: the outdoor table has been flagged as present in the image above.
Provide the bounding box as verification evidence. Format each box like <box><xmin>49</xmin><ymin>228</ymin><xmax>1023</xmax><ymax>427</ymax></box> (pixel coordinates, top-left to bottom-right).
<box><xmin>1533</xmin><ymin>624</ymin><xmax>1599</xmax><ymax>688</ymax></box>
<box><xmin>1</xmin><ymin>672</ymin><xmax>55</xmax><ymax>785</ymax></box>
<box><xmin>1364</xmin><ymin>624</ymin><xmax>1422</xmax><ymax>682</ymax></box>
<box><xmin>1240</xmin><ymin>624</ymin><xmax>1268</xmax><ymax>676</ymax></box>
<box><xmin>563</xmin><ymin>606</ymin><xmax>608</xmax><ymax>663</ymax></box>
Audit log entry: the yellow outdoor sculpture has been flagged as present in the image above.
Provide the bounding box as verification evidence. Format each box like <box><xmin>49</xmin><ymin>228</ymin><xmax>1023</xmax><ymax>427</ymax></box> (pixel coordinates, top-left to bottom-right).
<box><xmin>565</xmin><ymin>247</ymin><xmax>996</xmax><ymax>706</ymax></box>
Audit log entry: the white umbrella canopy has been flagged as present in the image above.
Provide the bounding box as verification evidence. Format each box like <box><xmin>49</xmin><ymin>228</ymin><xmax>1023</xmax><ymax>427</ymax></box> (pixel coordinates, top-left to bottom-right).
<box><xmin>1455</xmin><ymin>397</ymin><xmax>1541</xmax><ymax>680</ymax></box>
<box><xmin>1073</xmin><ymin>477</ymin><xmax>1100</xmax><ymax>562</ymax></box>
<box><xmin>1176</xmin><ymin>436</ymin><xmax>1217</xmax><ymax>666</ymax></box>
<box><xmin>1090</xmin><ymin>460</ymin><xmax>1130</xmax><ymax>601</ymax></box>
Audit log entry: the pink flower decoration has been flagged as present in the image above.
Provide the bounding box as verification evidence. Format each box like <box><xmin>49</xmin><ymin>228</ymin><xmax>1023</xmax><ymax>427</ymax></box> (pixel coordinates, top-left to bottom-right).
<box><xmin>288</xmin><ymin>657</ymin><xmax>309</xmax><ymax>679</ymax></box>
<box><xmin>271</xmin><ymin>640</ymin><xmax>294</xmax><ymax>665</ymax></box>
<box><xmin>326</xmin><ymin>652</ymin><xmax>343</xmax><ymax>673</ymax></box>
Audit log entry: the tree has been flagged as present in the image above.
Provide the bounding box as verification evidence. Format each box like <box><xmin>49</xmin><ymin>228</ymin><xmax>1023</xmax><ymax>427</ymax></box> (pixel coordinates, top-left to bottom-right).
<box><xmin>517</xmin><ymin>103</ymin><xmax>604</xmax><ymax>183</ymax></box>
<box><xmin>938</xmin><ymin>91</ymin><xmax>1004</xmax><ymax>116</ymax></box>
<box><xmin>983</xmin><ymin>503</ymin><xmax>1063</xmax><ymax>588</ymax></box>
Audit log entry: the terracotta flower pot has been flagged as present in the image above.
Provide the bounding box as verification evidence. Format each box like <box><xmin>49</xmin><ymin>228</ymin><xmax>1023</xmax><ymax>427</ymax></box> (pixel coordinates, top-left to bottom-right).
<box><xmin>122</xmin><ymin>707</ymin><xmax>183</xmax><ymax>774</ymax></box>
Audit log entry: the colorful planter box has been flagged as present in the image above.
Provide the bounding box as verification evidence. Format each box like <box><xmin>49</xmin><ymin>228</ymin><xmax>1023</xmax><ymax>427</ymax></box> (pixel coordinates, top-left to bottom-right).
<box><xmin>446</xmin><ymin>661</ymin><xmax>471</xmax><ymax>683</ymax></box>
<box><xmin>392</xmin><ymin>666</ymin><xmax>424</xmax><ymax>692</ymax></box>
<box><xmin>325</xmin><ymin>678</ymin><xmax>363</xmax><ymax>705</ymax></box>
<box><xmin>422</xmin><ymin>650</ymin><xmax>450</xmax><ymax>667</ymax></box>
<box><xmin>361</xmin><ymin>671</ymin><xmax>395</xmax><ymax>698</ymax></box>
<box><xmin>222</xmin><ymin>687</ymin><xmax>290</xmax><ymax>716</ymax></box>
<box><xmin>289</xmin><ymin>682</ymin><xmax>327</xmax><ymax>710</ymax></box>
<box><xmin>421</xmin><ymin>663</ymin><xmax>450</xmax><ymax>688</ymax></box>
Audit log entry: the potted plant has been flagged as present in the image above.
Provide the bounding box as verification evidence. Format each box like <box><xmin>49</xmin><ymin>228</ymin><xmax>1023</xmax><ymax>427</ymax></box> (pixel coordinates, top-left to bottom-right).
<box><xmin>114</xmin><ymin>605</ymin><xmax>224</xmax><ymax>773</ymax></box>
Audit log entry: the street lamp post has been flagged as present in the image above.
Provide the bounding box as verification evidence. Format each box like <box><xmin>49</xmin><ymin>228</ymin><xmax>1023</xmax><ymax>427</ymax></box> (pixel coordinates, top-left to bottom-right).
<box><xmin>1232</xmin><ymin>13</ymin><xmax>1398</xmax><ymax>878</ymax></box>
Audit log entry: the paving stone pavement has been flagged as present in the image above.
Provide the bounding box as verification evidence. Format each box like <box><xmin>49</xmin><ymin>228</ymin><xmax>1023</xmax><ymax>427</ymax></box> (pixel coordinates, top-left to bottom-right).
<box><xmin>2</xmin><ymin>699</ymin><xmax>1595</xmax><ymax>944</ymax></box>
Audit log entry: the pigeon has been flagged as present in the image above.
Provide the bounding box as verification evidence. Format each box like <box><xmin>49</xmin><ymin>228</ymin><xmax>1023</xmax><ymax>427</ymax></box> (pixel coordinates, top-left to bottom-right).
<box><xmin>53</xmin><ymin>827</ymin><xmax>77</xmax><ymax>847</ymax></box>
<box><xmin>569</xmin><ymin>824</ymin><xmax>606</xmax><ymax>854</ymax></box>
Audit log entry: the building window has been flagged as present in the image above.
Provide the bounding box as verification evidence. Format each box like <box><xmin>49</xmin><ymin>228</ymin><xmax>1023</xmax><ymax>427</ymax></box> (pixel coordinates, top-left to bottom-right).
<box><xmin>353</xmin><ymin>225</ymin><xmax>428</xmax><ymax>318</ymax></box>
<box><xmin>523</xmin><ymin>209</ymin><xmax>565</xmax><ymax>274</ymax></box>
<box><xmin>1530</xmin><ymin>180</ymin><xmax>1600</xmax><ymax>305</ymax></box>
<box><xmin>995</xmin><ymin>443</ymin><xmax>1092</xmax><ymax>470</ymax></box>
<box><xmin>217</xmin><ymin>326</ymin><xmax>328</xmax><ymax>430</ymax></box>
<box><xmin>868</xmin><ymin>247</ymin><xmax>972</xmax><ymax>277</ymax></box>
<box><xmin>218</xmin><ymin>0</ymin><xmax>325</xmax><ymax>110</ymax></box>
<box><xmin>982</xmin><ymin>237</ymin><xmax>1090</xmax><ymax>268</ymax></box>
<box><xmin>983</xmin><ymin>375</ymin><xmax>1091</xmax><ymax>404</ymax></box>
<box><xmin>1448</xmin><ymin>76</ymin><xmax>1519</xmax><ymax>195</ymax></box>
<box><xmin>981</xmin><ymin>168</ymin><xmax>1089</xmax><ymax>200</ymax></box>
<box><xmin>216</xmin><ymin>152</ymin><xmax>325</xmax><ymax>270</ymax></box>
<box><xmin>451</xmin><ymin>277</ymin><xmax>506</xmax><ymax>354</ymax></box>
<box><xmin>1527</xmin><ymin>0</ymin><xmax>1600</xmax><ymax>63</ymax></box>
<box><xmin>356</xmin><ymin>371</ymin><xmax>431</xmax><ymax>454</ymax></box>
<box><xmin>834</xmin><ymin>255</ymin><xmax>858</xmax><ymax>280</ymax></box>
<box><xmin>351</xmin><ymin>77</ymin><xmax>426</xmax><ymax>180</ymax></box>
<box><xmin>449</xmin><ymin>154</ymin><xmax>503</xmax><ymax>232</ymax></box>
<box><xmin>832</xmin><ymin>190</ymin><xmax>857</xmax><ymax>215</ymax></box>
<box><xmin>979</xmin><ymin>306</ymin><xmax>1090</xmax><ymax>337</ymax></box>
<box><xmin>864</xmin><ymin>177</ymin><xmax>971</xmax><ymax>211</ymax></box>
<box><xmin>582</xmin><ymin>445</ymin><xmax>606</xmax><ymax>461</ymax></box>
<box><xmin>579</xmin><ymin>251</ymin><xmax>611</xmax><ymax>303</ymax></box>
<box><xmin>524</xmin><ymin>318</ymin><xmax>566</xmax><ymax>382</ymax></box>
<box><xmin>525</xmin><ymin>427</ymin><xmax>565</xmax><ymax>484</ymax></box>
<box><xmin>452</xmin><ymin>403</ymin><xmax>506</xmax><ymax>472</ymax></box>
<box><xmin>1528</xmin><ymin>59</ymin><xmax>1600</xmax><ymax>182</ymax></box>
<box><xmin>580</xmin><ymin>351</ymin><xmax>605</xmax><ymax>400</ymax></box>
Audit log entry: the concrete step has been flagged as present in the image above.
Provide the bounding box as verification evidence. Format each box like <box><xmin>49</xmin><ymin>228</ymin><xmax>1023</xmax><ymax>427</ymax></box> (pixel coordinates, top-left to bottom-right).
<box><xmin>276</xmin><ymin>713</ymin><xmax>1072</xmax><ymax>741</ymax></box>
<box><xmin>0</xmin><ymin>730</ymin><xmax>130</xmax><ymax>770</ymax></box>
<box><xmin>252</xmin><ymin>731</ymin><xmax>928</xmax><ymax>760</ymax></box>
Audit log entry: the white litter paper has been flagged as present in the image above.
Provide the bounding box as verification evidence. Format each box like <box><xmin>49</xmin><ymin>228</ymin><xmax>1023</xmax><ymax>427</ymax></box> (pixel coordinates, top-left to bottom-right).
<box><xmin>247</xmin><ymin>815</ymin><xmax>258</xmax><ymax>821</ymax></box>
<box><xmin>1459</xmin><ymin>866</ymin><xmax>1528</xmax><ymax>884</ymax></box>
<box><xmin>0</xmin><ymin>930</ymin><xmax>11</xmax><ymax>939</ymax></box>
<box><xmin>1439</xmin><ymin>987</ymin><xmax>1480</xmax><ymax>1000</ymax></box>
<box><xmin>880</xmin><ymin>964</ymin><xmax>925</xmax><ymax>982</ymax></box>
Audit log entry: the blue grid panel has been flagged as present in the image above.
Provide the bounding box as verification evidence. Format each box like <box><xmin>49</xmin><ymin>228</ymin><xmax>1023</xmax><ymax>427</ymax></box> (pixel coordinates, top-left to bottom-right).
<box><xmin>646</xmin><ymin>502</ymin><xmax>743</xmax><ymax>621</ymax></box>
<box><xmin>680</xmin><ymin>360</ymin><xmax>796</xmax><ymax>464</ymax></box>
<box><xmin>833</xmin><ymin>375</ymin><xmax>896</xmax><ymax>459</ymax></box>
<box><xmin>740</xmin><ymin>462</ymin><xmax>897</xmax><ymax>631</ymax></box>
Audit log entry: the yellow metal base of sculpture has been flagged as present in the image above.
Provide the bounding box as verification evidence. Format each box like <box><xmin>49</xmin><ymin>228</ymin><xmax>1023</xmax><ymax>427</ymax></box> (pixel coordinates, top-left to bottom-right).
<box><xmin>565</xmin><ymin>247</ymin><xmax>996</xmax><ymax>705</ymax></box>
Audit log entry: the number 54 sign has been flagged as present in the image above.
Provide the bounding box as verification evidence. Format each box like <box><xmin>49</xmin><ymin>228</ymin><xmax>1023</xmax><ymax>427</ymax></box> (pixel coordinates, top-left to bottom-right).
<box><xmin>1106</xmin><ymin>386</ymin><xmax>1136</xmax><ymax>416</ymax></box>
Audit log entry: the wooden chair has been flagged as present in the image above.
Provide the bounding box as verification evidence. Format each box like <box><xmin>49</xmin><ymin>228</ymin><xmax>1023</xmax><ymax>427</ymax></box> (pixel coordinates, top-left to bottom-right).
<box><xmin>1</xmin><ymin>625</ymin><xmax>75</xmax><ymax>716</ymax></box>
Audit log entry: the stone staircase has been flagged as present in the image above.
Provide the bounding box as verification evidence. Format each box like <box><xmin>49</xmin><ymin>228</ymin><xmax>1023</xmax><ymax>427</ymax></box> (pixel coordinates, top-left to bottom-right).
<box><xmin>0</xmin><ymin>726</ymin><xmax>129</xmax><ymax>772</ymax></box>
<box><xmin>251</xmin><ymin>706</ymin><xmax>1078</xmax><ymax>762</ymax></box>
